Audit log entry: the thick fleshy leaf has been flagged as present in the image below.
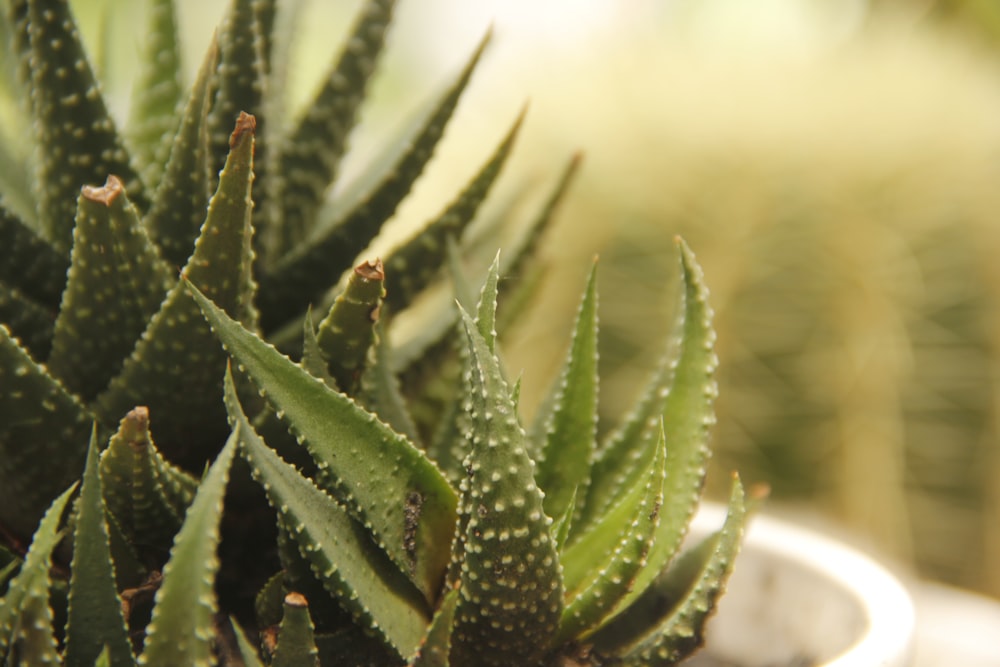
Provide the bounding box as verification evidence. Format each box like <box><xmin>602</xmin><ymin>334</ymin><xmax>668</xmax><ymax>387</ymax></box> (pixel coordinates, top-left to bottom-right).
<box><xmin>94</xmin><ymin>113</ymin><xmax>257</xmax><ymax>469</ymax></box>
<box><xmin>186</xmin><ymin>282</ymin><xmax>457</xmax><ymax>601</ymax></box>
<box><xmin>47</xmin><ymin>176</ymin><xmax>173</xmax><ymax>402</ymax></box>
<box><xmin>534</xmin><ymin>261</ymin><xmax>599</xmax><ymax>522</ymax></box>
<box><xmin>271</xmin><ymin>593</ymin><xmax>319</xmax><ymax>667</ymax></box>
<box><xmin>383</xmin><ymin>109</ymin><xmax>525</xmax><ymax>314</ymax></box>
<box><xmin>143</xmin><ymin>34</ymin><xmax>218</xmax><ymax>268</ymax></box>
<box><xmin>611</xmin><ymin>478</ymin><xmax>748</xmax><ymax>666</ymax></box>
<box><xmin>266</xmin><ymin>0</ymin><xmax>395</xmax><ymax>256</ymax></box>
<box><xmin>0</xmin><ymin>201</ymin><xmax>68</xmax><ymax>308</ymax></box>
<box><xmin>65</xmin><ymin>430</ymin><xmax>134</xmax><ymax>667</ymax></box>
<box><xmin>577</xmin><ymin>240</ymin><xmax>717</xmax><ymax>603</ymax></box>
<box><xmin>315</xmin><ymin>259</ymin><xmax>386</xmax><ymax>392</ymax></box>
<box><xmin>128</xmin><ymin>0</ymin><xmax>183</xmax><ymax>188</ymax></box>
<box><xmin>24</xmin><ymin>0</ymin><xmax>146</xmax><ymax>251</ymax></box>
<box><xmin>0</xmin><ymin>325</ymin><xmax>92</xmax><ymax>540</ymax></box>
<box><xmin>0</xmin><ymin>484</ymin><xmax>75</xmax><ymax>661</ymax></box>
<box><xmin>137</xmin><ymin>433</ymin><xmax>237</xmax><ymax>666</ymax></box>
<box><xmin>224</xmin><ymin>369</ymin><xmax>430</xmax><ymax>658</ymax></box>
<box><xmin>449</xmin><ymin>306</ymin><xmax>562</xmax><ymax>666</ymax></box>
<box><xmin>98</xmin><ymin>407</ymin><xmax>198</xmax><ymax>561</ymax></box>
<box><xmin>256</xmin><ymin>30</ymin><xmax>492</xmax><ymax>331</ymax></box>
<box><xmin>299</xmin><ymin>309</ymin><xmax>338</xmax><ymax>389</ymax></box>
<box><xmin>407</xmin><ymin>586</ymin><xmax>459</xmax><ymax>667</ymax></box>
<box><xmin>206</xmin><ymin>0</ymin><xmax>265</xmax><ymax>180</ymax></box>
<box><xmin>556</xmin><ymin>424</ymin><xmax>666</xmax><ymax>643</ymax></box>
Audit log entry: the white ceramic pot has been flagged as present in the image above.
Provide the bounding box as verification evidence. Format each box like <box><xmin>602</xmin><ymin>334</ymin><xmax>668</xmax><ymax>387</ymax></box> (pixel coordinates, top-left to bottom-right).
<box><xmin>685</xmin><ymin>505</ymin><xmax>915</xmax><ymax>667</ymax></box>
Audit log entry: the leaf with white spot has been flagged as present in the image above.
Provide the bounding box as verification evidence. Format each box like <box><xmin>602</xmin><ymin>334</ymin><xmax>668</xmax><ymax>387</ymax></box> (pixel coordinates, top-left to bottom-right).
<box><xmin>606</xmin><ymin>478</ymin><xmax>748</xmax><ymax>666</ymax></box>
<box><xmin>266</xmin><ymin>0</ymin><xmax>395</xmax><ymax>256</ymax></box>
<box><xmin>0</xmin><ymin>201</ymin><xmax>68</xmax><ymax>309</ymax></box>
<box><xmin>24</xmin><ymin>0</ymin><xmax>147</xmax><ymax>251</ymax></box>
<box><xmin>534</xmin><ymin>261</ymin><xmax>599</xmax><ymax>523</ymax></box>
<box><xmin>577</xmin><ymin>239</ymin><xmax>717</xmax><ymax>612</ymax></box>
<box><xmin>224</xmin><ymin>368</ymin><xmax>430</xmax><ymax>659</ymax></box>
<box><xmin>407</xmin><ymin>586</ymin><xmax>459</xmax><ymax>667</ymax></box>
<box><xmin>47</xmin><ymin>176</ymin><xmax>173</xmax><ymax>402</ymax></box>
<box><xmin>271</xmin><ymin>593</ymin><xmax>320</xmax><ymax>667</ymax></box>
<box><xmin>0</xmin><ymin>325</ymin><xmax>92</xmax><ymax>540</ymax></box>
<box><xmin>0</xmin><ymin>484</ymin><xmax>75</xmax><ymax>662</ymax></box>
<box><xmin>556</xmin><ymin>423</ymin><xmax>666</xmax><ymax>642</ymax></box>
<box><xmin>256</xmin><ymin>30</ymin><xmax>492</xmax><ymax>331</ymax></box>
<box><xmin>137</xmin><ymin>432</ymin><xmax>237</xmax><ymax>666</ymax></box>
<box><xmin>449</xmin><ymin>305</ymin><xmax>563</xmax><ymax>666</ymax></box>
<box><xmin>383</xmin><ymin>109</ymin><xmax>525</xmax><ymax>314</ymax></box>
<box><xmin>94</xmin><ymin>113</ymin><xmax>257</xmax><ymax>470</ymax></box>
<box><xmin>65</xmin><ymin>430</ymin><xmax>134</xmax><ymax>667</ymax></box>
<box><xmin>188</xmin><ymin>282</ymin><xmax>457</xmax><ymax>602</ymax></box>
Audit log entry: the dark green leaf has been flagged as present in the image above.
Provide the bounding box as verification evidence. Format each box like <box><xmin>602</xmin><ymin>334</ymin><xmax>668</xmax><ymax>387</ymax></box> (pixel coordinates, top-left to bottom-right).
<box><xmin>271</xmin><ymin>593</ymin><xmax>319</xmax><ymax>667</ymax></box>
<box><xmin>24</xmin><ymin>0</ymin><xmax>146</xmax><ymax>251</ymax></box>
<box><xmin>138</xmin><ymin>432</ymin><xmax>237</xmax><ymax>666</ymax></box>
<box><xmin>47</xmin><ymin>176</ymin><xmax>173</xmax><ymax>402</ymax></box>
<box><xmin>407</xmin><ymin>586</ymin><xmax>459</xmax><ymax>667</ymax></box>
<box><xmin>225</xmin><ymin>368</ymin><xmax>431</xmax><ymax>658</ymax></box>
<box><xmin>65</xmin><ymin>429</ymin><xmax>134</xmax><ymax>667</ymax></box>
<box><xmin>0</xmin><ymin>325</ymin><xmax>91</xmax><ymax>540</ymax></box>
<box><xmin>186</xmin><ymin>282</ymin><xmax>457</xmax><ymax>602</ymax></box>
<box><xmin>256</xmin><ymin>30</ymin><xmax>492</xmax><ymax>331</ymax></box>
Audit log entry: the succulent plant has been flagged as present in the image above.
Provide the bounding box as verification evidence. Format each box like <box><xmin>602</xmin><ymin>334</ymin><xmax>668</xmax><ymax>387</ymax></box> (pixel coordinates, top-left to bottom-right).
<box><xmin>0</xmin><ymin>0</ymin><xmax>750</xmax><ymax>665</ymax></box>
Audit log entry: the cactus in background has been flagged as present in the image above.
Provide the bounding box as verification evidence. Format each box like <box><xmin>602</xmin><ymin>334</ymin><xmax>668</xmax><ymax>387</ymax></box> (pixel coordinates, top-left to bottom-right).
<box><xmin>0</xmin><ymin>0</ymin><xmax>750</xmax><ymax>664</ymax></box>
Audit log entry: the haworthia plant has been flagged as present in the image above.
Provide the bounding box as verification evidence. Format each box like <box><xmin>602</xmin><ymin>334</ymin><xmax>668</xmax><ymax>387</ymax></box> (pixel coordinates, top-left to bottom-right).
<box><xmin>0</xmin><ymin>0</ymin><xmax>753</xmax><ymax>665</ymax></box>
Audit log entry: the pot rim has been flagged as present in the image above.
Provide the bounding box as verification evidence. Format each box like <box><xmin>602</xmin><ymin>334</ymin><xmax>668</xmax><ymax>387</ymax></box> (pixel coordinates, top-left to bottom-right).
<box><xmin>692</xmin><ymin>503</ymin><xmax>916</xmax><ymax>667</ymax></box>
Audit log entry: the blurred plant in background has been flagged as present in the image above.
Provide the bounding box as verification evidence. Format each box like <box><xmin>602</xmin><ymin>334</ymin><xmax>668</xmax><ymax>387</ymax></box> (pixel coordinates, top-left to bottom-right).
<box><xmin>12</xmin><ymin>0</ymin><xmax>1000</xmax><ymax>598</ymax></box>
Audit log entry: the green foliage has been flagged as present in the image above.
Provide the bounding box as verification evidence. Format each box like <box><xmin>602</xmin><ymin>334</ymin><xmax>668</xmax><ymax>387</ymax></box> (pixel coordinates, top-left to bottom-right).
<box><xmin>0</xmin><ymin>0</ymin><xmax>750</xmax><ymax>665</ymax></box>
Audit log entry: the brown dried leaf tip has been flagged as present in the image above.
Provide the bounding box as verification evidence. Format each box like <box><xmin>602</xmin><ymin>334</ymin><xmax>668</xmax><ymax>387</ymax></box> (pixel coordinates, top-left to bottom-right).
<box><xmin>81</xmin><ymin>174</ymin><xmax>124</xmax><ymax>207</ymax></box>
<box><xmin>230</xmin><ymin>111</ymin><xmax>257</xmax><ymax>148</ymax></box>
<box><xmin>284</xmin><ymin>592</ymin><xmax>308</xmax><ymax>608</ymax></box>
<box><xmin>354</xmin><ymin>258</ymin><xmax>385</xmax><ymax>282</ymax></box>
<box><xmin>123</xmin><ymin>406</ymin><xmax>151</xmax><ymax>450</ymax></box>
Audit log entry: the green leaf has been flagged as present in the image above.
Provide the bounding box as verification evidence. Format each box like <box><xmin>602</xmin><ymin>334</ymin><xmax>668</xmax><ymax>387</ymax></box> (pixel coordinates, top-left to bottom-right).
<box><xmin>206</xmin><ymin>0</ymin><xmax>265</xmax><ymax>181</ymax></box>
<box><xmin>299</xmin><ymin>308</ymin><xmax>338</xmax><ymax>389</ymax></box>
<box><xmin>473</xmin><ymin>251</ymin><xmax>502</xmax><ymax>354</ymax></box>
<box><xmin>0</xmin><ymin>325</ymin><xmax>92</xmax><ymax>540</ymax></box>
<box><xmin>0</xmin><ymin>201</ymin><xmax>68</xmax><ymax>308</ymax></box>
<box><xmin>271</xmin><ymin>593</ymin><xmax>319</xmax><ymax>667</ymax></box>
<box><xmin>534</xmin><ymin>261</ymin><xmax>599</xmax><ymax>522</ymax></box>
<box><xmin>556</xmin><ymin>424</ymin><xmax>666</xmax><ymax>643</ymax></box>
<box><xmin>383</xmin><ymin>108</ymin><xmax>526</xmax><ymax>313</ymax></box>
<box><xmin>231</xmin><ymin>619</ymin><xmax>266</xmax><ymax>667</ymax></box>
<box><xmin>186</xmin><ymin>282</ymin><xmax>457</xmax><ymax>602</ymax></box>
<box><xmin>47</xmin><ymin>176</ymin><xmax>173</xmax><ymax>402</ymax></box>
<box><xmin>0</xmin><ymin>484</ymin><xmax>75</xmax><ymax>661</ymax></box>
<box><xmin>98</xmin><ymin>406</ymin><xmax>199</xmax><ymax>561</ymax></box>
<box><xmin>224</xmin><ymin>368</ymin><xmax>430</xmax><ymax>658</ymax></box>
<box><xmin>94</xmin><ymin>113</ymin><xmax>258</xmax><ymax>469</ymax></box>
<box><xmin>577</xmin><ymin>240</ymin><xmax>717</xmax><ymax>606</ymax></box>
<box><xmin>128</xmin><ymin>0</ymin><xmax>183</xmax><ymax>188</ymax></box>
<box><xmin>357</xmin><ymin>317</ymin><xmax>422</xmax><ymax>444</ymax></box>
<box><xmin>315</xmin><ymin>259</ymin><xmax>386</xmax><ymax>393</ymax></box>
<box><xmin>137</xmin><ymin>432</ymin><xmax>237</xmax><ymax>666</ymax></box>
<box><xmin>255</xmin><ymin>30</ymin><xmax>492</xmax><ymax>332</ymax></box>
<box><xmin>24</xmin><ymin>0</ymin><xmax>146</xmax><ymax>251</ymax></box>
<box><xmin>611</xmin><ymin>478</ymin><xmax>748</xmax><ymax>666</ymax></box>
<box><xmin>266</xmin><ymin>0</ymin><xmax>395</xmax><ymax>256</ymax></box>
<box><xmin>0</xmin><ymin>282</ymin><xmax>55</xmax><ymax>360</ymax></box>
<box><xmin>407</xmin><ymin>586</ymin><xmax>459</xmax><ymax>667</ymax></box>
<box><xmin>142</xmin><ymin>34</ymin><xmax>218</xmax><ymax>269</ymax></box>
<box><xmin>449</xmin><ymin>306</ymin><xmax>563</xmax><ymax>666</ymax></box>
<box><xmin>65</xmin><ymin>429</ymin><xmax>134</xmax><ymax>667</ymax></box>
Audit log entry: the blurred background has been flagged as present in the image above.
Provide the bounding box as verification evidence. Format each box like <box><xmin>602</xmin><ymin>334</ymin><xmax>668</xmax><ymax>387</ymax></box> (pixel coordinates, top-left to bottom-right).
<box><xmin>34</xmin><ymin>0</ymin><xmax>1000</xmax><ymax>598</ymax></box>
